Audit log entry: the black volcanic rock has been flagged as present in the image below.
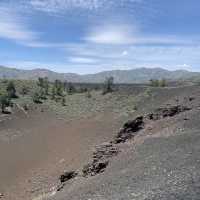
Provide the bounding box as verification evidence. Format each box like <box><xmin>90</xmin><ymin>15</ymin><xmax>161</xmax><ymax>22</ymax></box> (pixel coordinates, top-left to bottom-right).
<box><xmin>147</xmin><ymin>105</ymin><xmax>191</xmax><ymax>120</ymax></box>
<box><xmin>59</xmin><ymin>171</ymin><xmax>77</xmax><ymax>183</ymax></box>
<box><xmin>114</xmin><ymin>116</ymin><xmax>144</xmax><ymax>143</ymax></box>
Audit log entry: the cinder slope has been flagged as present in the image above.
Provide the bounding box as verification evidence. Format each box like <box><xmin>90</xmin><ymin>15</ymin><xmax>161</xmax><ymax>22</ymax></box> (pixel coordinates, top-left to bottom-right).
<box><xmin>50</xmin><ymin>86</ymin><xmax>200</xmax><ymax>200</ymax></box>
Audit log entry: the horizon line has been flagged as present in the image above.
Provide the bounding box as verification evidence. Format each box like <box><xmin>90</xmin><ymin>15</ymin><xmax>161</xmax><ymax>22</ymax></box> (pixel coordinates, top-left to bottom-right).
<box><xmin>0</xmin><ymin>65</ymin><xmax>198</xmax><ymax>75</ymax></box>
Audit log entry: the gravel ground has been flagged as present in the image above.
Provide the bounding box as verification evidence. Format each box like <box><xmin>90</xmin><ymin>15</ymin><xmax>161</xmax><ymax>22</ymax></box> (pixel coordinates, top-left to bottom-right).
<box><xmin>49</xmin><ymin>85</ymin><xmax>200</xmax><ymax>200</ymax></box>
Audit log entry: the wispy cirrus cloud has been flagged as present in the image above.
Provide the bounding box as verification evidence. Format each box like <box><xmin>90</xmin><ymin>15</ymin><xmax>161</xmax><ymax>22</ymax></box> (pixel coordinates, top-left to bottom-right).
<box><xmin>85</xmin><ymin>24</ymin><xmax>137</xmax><ymax>45</ymax></box>
<box><xmin>28</xmin><ymin>0</ymin><xmax>143</xmax><ymax>13</ymax></box>
<box><xmin>29</xmin><ymin>0</ymin><xmax>102</xmax><ymax>12</ymax></box>
<box><xmin>0</xmin><ymin>6</ymin><xmax>40</xmax><ymax>46</ymax></box>
<box><xmin>84</xmin><ymin>22</ymin><xmax>198</xmax><ymax>46</ymax></box>
<box><xmin>68</xmin><ymin>57</ymin><xmax>98</xmax><ymax>64</ymax></box>
<box><xmin>0</xmin><ymin>5</ymin><xmax>67</xmax><ymax>48</ymax></box>
<box><xmin>63</xmin><ymin>42</ymin><xmax>200</xmax><ymax>71</ymax></box>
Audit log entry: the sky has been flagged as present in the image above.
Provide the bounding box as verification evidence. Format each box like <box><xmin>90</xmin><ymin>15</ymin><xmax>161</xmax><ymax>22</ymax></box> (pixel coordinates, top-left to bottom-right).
<box><xmin>0</xmin><ymin>0</ymin><xmax>200</xmax><ymax>74</ymax></box>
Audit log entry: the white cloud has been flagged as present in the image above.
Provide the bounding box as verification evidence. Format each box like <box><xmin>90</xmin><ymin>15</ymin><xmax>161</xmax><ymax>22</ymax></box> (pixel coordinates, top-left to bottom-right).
<box><xmin>0</xmin><ymin>7</ymin><xmax>39</xmax><ymax>45</ymax></box>
<box><xmin>28</xmin><ymin>0</ymin><xmax>143</xmax><ymax>13</ymax></box>
<box><xmin>132</xmin><ymin>36</ymin><xmax>197</xmax><ymax>45</ymax></box>
<box><xmin>64</xmin><ymin>42</ymin><xmax>200</xmax><ymax>72</ymax></box>
<box><xmin>85</xmin><ymin>24</ymin><xmax>137</xmax><ymax>45</ymax></box>
<box><xmin>29</xmin><ymin>0</ymin><xmax>102</xmax><ymax>12</ymax></box>
<box><xmin>122</xmin><ymin>50</ymin><xmax>128</xmax><ymax>56</ymax></box>
<box><xmin>23</xmin><ymin>41</ymin><xmax>68</xmax><ymax>48</ymax></box>
<box><xmin>84</xmin><ymin>21</ymin><xmax>198</xmax><ymax>46</ymax></box>
<box><xmin>68</xmin><ymin>57</ymin><xmax>98</xmax><ymax>64</ymax></box>
<box><xmin>0</xmin><ymin>6</ymin><xmax>70</xmax><ymax>48</ymax></box>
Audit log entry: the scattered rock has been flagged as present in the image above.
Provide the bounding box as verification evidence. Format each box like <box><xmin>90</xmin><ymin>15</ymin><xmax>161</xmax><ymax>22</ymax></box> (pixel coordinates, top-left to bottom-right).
<box><xmin>123</xmin><ymin>116</ymin><xmax>144</xmax><ymax>132</ymax></box>
<box><xmin>175</xmin><ymin>98</ymin><xmax>179</xmax><ymax>102</ymax></box>
<box><xmin>57</xmin><ymin>171</ymin><xmax>77</xmax><ymax>191</ymax></box>
<box><xmin>82</xmin><ymin>160</ymin><xmax>109</xmax><ymax>177</ymax></box>
<box><xmin>82</xmin><ymin>142</ymin><xmax>118</xmax><ymax>177</ymax></box>
<box><xmin>114</xmin><ymin>116</ymin><xmax>144</xmax><ymax>143</ymax></box>
<box><xmin>57</xmin><ymin>184</ymin><xmax>65</xmax><ymax>192</ymax></box>
<box><xmin>147</xmin><ymin>105</ymin><xmax>191</xmax><ymax>120</ymax></box>
<box><xmin>3</xmin><ymin>107</ymin><xmax>12</xmax><ymax>114</ymax></box>
<box><xmin>23</xmin><ymin>104</ymin><xmax>29</xmax><ymax>111</ymax></box>
<box><xmin>0</xmin><ymin>193</ymin><xmax>3</xmax><ymax>198</ymax></box>
<box><xmin>189</xmin><ymin>97</ymin><xmax>195</xmax><ymax>101</ymax></box>
<box><xmin>93</xmin><ymin>142</ymin><xmax>119</xmax><ymax>161</ymax></box>
<box><xmin>59</xmin><ymin>171</ymin><xmax>77</xmax><ymax>183</ymax></box>
<box><xmin>59</xmin><ymin>158</ymin><xmax>65</xmax><ymax>164</ymax></box>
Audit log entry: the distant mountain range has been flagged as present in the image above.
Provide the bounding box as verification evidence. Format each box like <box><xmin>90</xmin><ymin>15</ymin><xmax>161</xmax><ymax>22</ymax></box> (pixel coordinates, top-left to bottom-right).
<box><xmin>0</xmin><ymin>66</ymin><xmax>199</xmax><ymax>83</ymax></box>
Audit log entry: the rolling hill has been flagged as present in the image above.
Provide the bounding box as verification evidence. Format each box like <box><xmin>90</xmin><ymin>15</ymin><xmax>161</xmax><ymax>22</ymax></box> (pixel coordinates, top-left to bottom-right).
<box><xmin>0</xmin><ymin>66</ymin><xmax>199</xmax><ymax>83</ymax></box>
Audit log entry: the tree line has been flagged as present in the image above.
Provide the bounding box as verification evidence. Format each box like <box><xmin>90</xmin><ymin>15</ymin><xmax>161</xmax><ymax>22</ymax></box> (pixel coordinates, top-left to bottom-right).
<box><xmin>0</xmin><ymin>76</ymin><xmax>115</xmax><ymax>113</ymax></box>
<box><xmin>0</xmin><ymin>81</ymin><xmax>17</xmax><ymax>113</ymax></box>
<box><xmin>149</xmin><ymin>79</ymin><xmax>167</xmax><ymax>87</ymax></box>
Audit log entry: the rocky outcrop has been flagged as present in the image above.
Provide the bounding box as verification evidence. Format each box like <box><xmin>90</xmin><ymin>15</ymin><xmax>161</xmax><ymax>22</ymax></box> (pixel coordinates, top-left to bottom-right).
<box><xmin>93</xmin><ymin>142</ymin><xmax>119</xmax><ymax>161</ymax></box>
<box><xmin>59</xmin><ymin>171</ymin><xmax>77</xmax><ymax>183</ymax></box>
<box><xmin>82</xmin><ymin>160</ymin><xmax>109</xmax><ymax>177</ymax></box>
<box><xmin>82</xmin><ymin>142</ymin><xmax>119</xmax><ymax>177</ymax></box>
<box><xmin>3</xmin><ymin>107</ymin><xmax>12</xmax><ymax>114</ymax></box>
<box><xmin>0</xmin><ymin>193</ymin><xmax>3</xmax><ymax>198</ymax></box>
<box><xmin>57</xmin><ymin>103</ymin><xmax>193</xmax><ymax>191</ymax></box>
<box><xmin>147</xmin><ymin>105</ymin><xmax>191</xmax><ymax>120</ymax></box>
<box><xmin>57</xmin><ymin>171</ymin><xmax>78</xmax><ymax>191</ymax></box>
<box><xmin>114</xmin><ymin>116</ymin><xmax>144</xmax><ymax>143</ymax></box>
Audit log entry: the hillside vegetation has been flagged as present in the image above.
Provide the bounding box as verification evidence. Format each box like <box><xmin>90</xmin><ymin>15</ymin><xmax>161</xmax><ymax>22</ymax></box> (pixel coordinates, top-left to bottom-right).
<box><xmin>0</xmin><ymin>66</ymin><xmax>200</xmax><ymax>83</ymax></box>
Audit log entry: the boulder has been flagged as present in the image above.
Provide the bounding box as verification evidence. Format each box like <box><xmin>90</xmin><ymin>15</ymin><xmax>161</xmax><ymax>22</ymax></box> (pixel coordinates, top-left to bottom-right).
<box><xmin>3</xmin><ymin>106</ymin><xmax>12</xmax><ymax>114</ymax></box>
<box><xmin>82</xmin><ymin>160</ymin><xmax>109</xmax><ymax>177</ymax></box>
<box><xmin>147</xmin><ymin>105</ymin><xmax>191</xmax><ymax>120</ymax></box>
<box><xmin>93</xmin><ymin>142</ymin><xmax>119</xmax><ymax>161</ymax></box>
<box><xmin>82</xmin><ymin>142</ymin><xmax>118</xmax><ymax>177</ymax></box>
<box><xmin>114</xmin><ymin>116</ymin><xmax>144</xmax><ymax>143</ymax></box>
<box><xmin>189</xmin><ymin>97</ymin><xmax>195</xmax><ymax>101</ymax></box>
<box><xmin>59</xmin><ymin>171</ymin><xmax>77</xmax><ymax>183</ymax></box>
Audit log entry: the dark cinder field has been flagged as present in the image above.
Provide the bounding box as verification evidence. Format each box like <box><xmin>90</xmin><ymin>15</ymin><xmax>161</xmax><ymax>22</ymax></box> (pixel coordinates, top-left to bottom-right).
<box><xmin>48</xmin><ymin>85</ymin><xmax>200</xmax><ymax>200</ymax></box>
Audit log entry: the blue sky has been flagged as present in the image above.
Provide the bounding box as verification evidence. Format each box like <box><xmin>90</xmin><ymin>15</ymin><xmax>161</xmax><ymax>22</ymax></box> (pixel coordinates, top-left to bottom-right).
<box><xmin>0</xmin><ymin>0</ymin><xmax>200</xmax><ymax>74</ymax></box>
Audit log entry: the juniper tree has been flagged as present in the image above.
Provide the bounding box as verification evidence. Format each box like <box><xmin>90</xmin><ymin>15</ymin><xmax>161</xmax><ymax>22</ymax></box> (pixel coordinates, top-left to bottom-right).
<box><xmin>0</xmin><ymin>94</ymin><xmax>10</xmax><ymax>113</ymax></box>
<box><xmin>6</xmin><ymin>81</ymin><xmax>17</xmax><ymax>98</ymax></box>
<box><xmin>54</xmin><ymin>80</ymin><xmax>64</xmax><ymax>96</ymax></box>
<box><xmin>102</xmin><ymin>76</ymin><xmax>114</xmax><ymax>95</ymax></box>
<box><xmin>38</xmin><ymin>77</ymin><xmax>49</xmax><ymax>95</ymax></box>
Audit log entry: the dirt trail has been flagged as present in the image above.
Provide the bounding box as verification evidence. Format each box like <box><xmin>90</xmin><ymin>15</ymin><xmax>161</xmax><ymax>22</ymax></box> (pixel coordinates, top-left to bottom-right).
<box><xmin>0</xmin><ymin>107</ymin><xmax>119</xmax><ymax>200</ymax></box>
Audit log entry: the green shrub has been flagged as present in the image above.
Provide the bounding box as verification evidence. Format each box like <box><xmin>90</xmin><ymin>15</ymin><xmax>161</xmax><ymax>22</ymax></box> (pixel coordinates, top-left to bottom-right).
<box><xmin>102</xmin><ymin>76</ymin><xmax>114</xmax><ymax>95</ymax></box>
<box><xmin>51</xmin><ymin>86</ymin><xmax>56</xmax><ymax>100</ymax></box>
<box><xmin>150</xmin><ymin>79</ymin><xmax>167</xmax><ymax>87</ymax></box>
<box><xmin>6</xmin><ymin>81</ymin><xmax>17</xmax><ymax>98</ymax></box>
<box><xmin>67</xmin><ymin>82</ymin><xmax>76</xmax><ymax>95</ymax></box>
<box><xmin>32</xmin><ymin>91</ymin><xmax>42</xmax><ymax>104</ymax></box>
<box><xmin>86</xmin><ymin>91</ymin><xmax>92</xmax><ymax>98</ymax></box>
<box><xmin>20</xmin><ymin>85</ymin><xmax>29</xmax><ymax>96</ymax></box>
<box><xmin>61</xmin><ymin>96</ymin><xmax>66</xmax><ymax>106</ymax></box>
<box><xmin>54</xmin><ymin>80</ymin><xmax>64</xmax><ymax>96</ymax></box>
<box><xmin>160</xmin><ymin>79</ymin><xmax>167</xmax><ymax>87</ymax></box>
<box><xmin>37</xmin><ymin>77</ymin><xmax>49</xmax><ymax>96</ymax></box>
<box><xmin>0</xmin><ymin>94</ymin><xmax>11</xmax><ymax>113</ymax></box>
